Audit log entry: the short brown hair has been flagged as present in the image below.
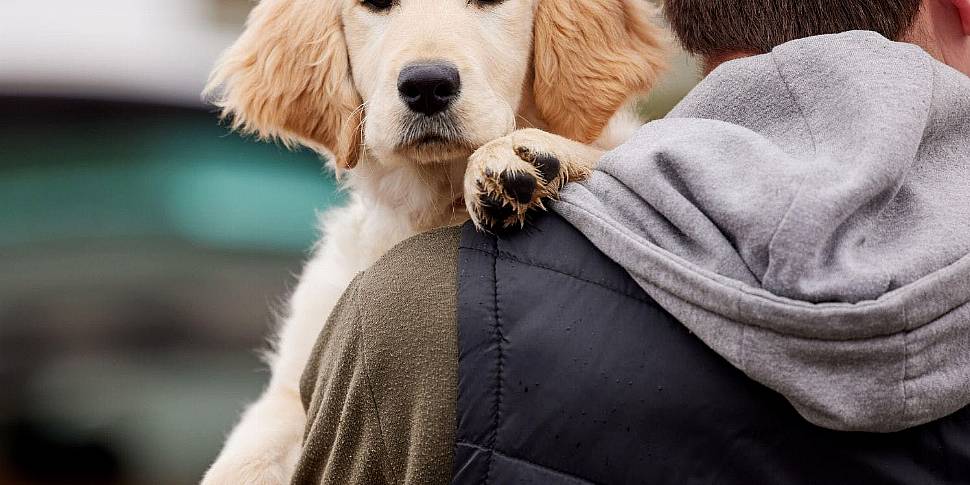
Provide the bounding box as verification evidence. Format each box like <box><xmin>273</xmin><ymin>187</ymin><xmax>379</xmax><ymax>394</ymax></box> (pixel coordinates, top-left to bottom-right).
<box><xmin>663</xmin><ymin>0</ymin><xmax>923</xmax><ymax>56</ymax></box>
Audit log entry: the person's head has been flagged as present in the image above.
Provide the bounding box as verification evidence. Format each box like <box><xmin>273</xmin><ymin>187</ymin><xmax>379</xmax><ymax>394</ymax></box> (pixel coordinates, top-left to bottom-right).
<box><xmin>663</xmin><ymin>0</ymin><xmax>970</xmax><ymax>75</ymax></box>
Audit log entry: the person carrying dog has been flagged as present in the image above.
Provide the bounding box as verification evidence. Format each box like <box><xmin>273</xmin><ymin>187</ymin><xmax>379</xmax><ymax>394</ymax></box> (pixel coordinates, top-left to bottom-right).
<box><xmin>296</xmin><ymin>1</ymin><xmax>970</xmax><ymax>483</ymax></box>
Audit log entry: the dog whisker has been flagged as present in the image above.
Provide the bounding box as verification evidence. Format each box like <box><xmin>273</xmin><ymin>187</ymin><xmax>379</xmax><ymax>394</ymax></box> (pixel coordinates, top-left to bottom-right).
<box><xmin>515</xmin><ymin>114</ymin><xmax>537</xmax><ymax>130</ymax></box>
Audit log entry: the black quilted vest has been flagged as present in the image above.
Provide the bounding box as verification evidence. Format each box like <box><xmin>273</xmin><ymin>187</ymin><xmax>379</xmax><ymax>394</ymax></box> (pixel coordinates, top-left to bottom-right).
<box><xmin>452</xmin><ymin>214</ymin><xmax>970</xmax><ymax>485</ymax></box>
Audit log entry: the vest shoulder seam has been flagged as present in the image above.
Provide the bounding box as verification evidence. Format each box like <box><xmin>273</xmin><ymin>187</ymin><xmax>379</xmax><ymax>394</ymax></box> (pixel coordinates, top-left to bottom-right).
<box><xmin>459</xmin><ymin>245</ymin><xmax>655</xmax><ymax>306</ymax></box>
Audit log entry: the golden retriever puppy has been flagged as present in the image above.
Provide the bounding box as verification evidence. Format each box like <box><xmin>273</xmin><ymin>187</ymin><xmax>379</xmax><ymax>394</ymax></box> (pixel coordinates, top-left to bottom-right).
<box><xmin>202</xmin><ymin>0</ymin><xmax>666</xmax><ymax>483</ymax></box>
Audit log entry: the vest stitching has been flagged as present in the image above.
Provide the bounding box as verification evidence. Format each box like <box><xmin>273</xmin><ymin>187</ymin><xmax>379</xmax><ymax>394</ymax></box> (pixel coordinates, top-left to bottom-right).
<box><xmin>456</xmin><ymin>442</ymin><xmax>597</xmax><ymax>485</ymax></box>
<box><xmin>459</xmin><ymin>246</ymin><xmax>654</xmax><ymax>305</ymax></box>
<box><xmin>482</xmin><ymin>237</ymin><xmax>505</xmax><ymax>485</ymax></box>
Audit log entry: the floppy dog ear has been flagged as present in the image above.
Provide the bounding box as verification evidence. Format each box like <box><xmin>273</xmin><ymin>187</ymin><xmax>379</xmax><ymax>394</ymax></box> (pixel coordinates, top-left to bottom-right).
<box><xmin>533</xmin><ymin>0</ymin><xmax>668</xmax><ymax>143</ymax></box>
<box><xmin>205</xmin><ymin>0</ymin><xmax>363</xmax><ymax>170</ymax></box>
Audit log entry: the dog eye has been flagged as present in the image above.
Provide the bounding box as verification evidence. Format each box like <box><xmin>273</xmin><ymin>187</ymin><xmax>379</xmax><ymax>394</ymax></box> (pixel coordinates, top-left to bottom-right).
<box><xmin>362</xmin><ymin>0</ymin><xmax>394</xmax><ymax>11</ymax></box>
<box><xmin>470</xmin><ymin>0</ymin><xmax>507</xmax><ymax>7</ymax></box>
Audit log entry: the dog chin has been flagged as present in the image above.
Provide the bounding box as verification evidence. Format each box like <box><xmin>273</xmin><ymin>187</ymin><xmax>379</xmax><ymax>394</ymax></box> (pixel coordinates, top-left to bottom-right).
<box><xmin>394</xmin><ymin>137</ymin><xmax>475</xmax><ymax>164</ymax></box>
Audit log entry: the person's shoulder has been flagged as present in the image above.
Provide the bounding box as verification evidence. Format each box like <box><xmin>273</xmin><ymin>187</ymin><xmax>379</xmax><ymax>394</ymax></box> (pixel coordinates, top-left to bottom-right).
<box><xmin>356</xmin><ymin>225</ymin><xmax>462</xmax><ymax>303</ymax></box>
<box><xmin>350</xmin><ymin>224</ymin><xmax>462</xmax><ymax>367</ymax></box>
<box><xmin>301</xmin><ymin>225</ymin><xmax>462</xmax><ymax>401</ymax></box>
<box><xmin>313</xmin><ymin>224</ymin><xmax>463</xmax><ymax>370</ymax></box>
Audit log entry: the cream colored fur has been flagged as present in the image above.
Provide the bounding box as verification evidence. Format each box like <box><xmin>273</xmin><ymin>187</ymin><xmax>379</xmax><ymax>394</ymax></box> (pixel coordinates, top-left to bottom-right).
<box><xmin>202</xmin><ymin>1</ymin><xmax>666</xmax><ymax>483</ymax></box>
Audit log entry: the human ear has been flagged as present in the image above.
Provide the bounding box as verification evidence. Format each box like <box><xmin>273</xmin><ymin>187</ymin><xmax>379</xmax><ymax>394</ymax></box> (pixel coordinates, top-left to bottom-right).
<box><xmin>953</xmin><ymin>0</ymin><xmax>970</xmax><ymax>34</ymax></box>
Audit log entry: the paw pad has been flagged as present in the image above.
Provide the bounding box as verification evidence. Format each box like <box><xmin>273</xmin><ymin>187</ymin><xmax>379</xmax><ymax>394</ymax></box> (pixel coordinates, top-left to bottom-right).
<box><xmin>533</xmin><ymin>154</ymin><xmax>562</xmax><ymax>185</ymax></box>
<box><xmin>500</xmin><ymin>171</ymin><xmax>538</xmax><ymax>204</ymax></box>
<box><xmin>479</xmin><ymin>193</ymin><xmax>516</xmax><ymax>223</ymax></box>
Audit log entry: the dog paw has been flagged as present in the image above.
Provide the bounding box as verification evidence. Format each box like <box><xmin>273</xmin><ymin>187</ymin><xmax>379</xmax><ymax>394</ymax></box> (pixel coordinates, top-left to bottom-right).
<box><xmin>465</xmin><ymin>130</ymin><xmax>587</xmax><ymax>231</ymax></box>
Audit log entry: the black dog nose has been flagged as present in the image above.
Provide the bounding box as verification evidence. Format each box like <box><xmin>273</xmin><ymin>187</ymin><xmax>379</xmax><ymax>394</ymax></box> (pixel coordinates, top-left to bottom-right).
<box><xmin>397</xmin><ymin>63</ymin><xmax>461</xmax><ymax>116</ymax></box>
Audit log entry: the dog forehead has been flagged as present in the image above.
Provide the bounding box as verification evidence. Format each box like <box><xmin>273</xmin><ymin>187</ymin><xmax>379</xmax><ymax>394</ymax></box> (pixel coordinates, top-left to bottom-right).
<box><xmin>343</xmin><ymin>0</ymin><xmax>535</xmax><ymax>52</ymax></box>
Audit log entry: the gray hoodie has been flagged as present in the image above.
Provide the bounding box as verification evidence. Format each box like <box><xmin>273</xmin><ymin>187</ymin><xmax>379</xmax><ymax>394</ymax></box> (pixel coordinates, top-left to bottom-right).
<box><xmin>555</xmin><ymin>31</ymin><xmax>970</xmax><ymax>433</ymax></box>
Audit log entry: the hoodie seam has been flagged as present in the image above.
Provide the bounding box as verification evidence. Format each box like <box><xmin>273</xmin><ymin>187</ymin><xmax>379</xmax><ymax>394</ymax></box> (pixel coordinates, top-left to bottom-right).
<box><xmin>901</xmin><ymin>303</ymin><xmax>911</xmax><ymax>427</ymax></box>
<box><xmin>917</xmin><ymin>45</ymin><xmax>940</xmax><ymax>148</ymax></box>
<box><xmin>768</xmin><ymin>50</ymin><xmax>818</xmax><ymax>154</ymax></box>
<box><xmin>904</xmin><ymin>48</ymin><xmax>937</xmax><ymax>421</ymax></box>
<box><xmin>764</xmin><ymin>51</ymin><xmax>819</xmax><ymax>269</ymax></box>
<box><xmin>736</xmin><ymin>295</ymin><xmax>747</xmax><ymax>371</ymax></box>
<box><xmin>901</xmin><ymin>57</ymin><xmax>938</xmax><ymax>428</ymax></box>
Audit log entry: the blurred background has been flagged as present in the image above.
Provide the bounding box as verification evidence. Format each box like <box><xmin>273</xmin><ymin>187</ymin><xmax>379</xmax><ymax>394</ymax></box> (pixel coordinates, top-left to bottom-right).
<box><xmin>0</xmin><ymin>1</ymin><xmax>699</xmax><ymax>483</ymax></box>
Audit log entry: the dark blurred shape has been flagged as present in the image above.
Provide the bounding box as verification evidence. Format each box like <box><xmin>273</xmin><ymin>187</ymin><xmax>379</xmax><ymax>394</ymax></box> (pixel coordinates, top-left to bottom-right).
<box><xmin>3</xmin><ymin>419</ymin><xmax>123</xmax><ymax>485</ymax></box>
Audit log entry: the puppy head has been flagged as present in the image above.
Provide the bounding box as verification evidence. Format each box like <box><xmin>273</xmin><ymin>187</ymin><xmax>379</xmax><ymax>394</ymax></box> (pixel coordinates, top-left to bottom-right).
<box><xmin>206</xmin><ymin>0</ymin><xmax>666</xmax><ymax>171</ymax></box>
<box><xmin>346</xmin><ymin>0</ymin><xmax>536</xmax><ymax>167</ymax></box>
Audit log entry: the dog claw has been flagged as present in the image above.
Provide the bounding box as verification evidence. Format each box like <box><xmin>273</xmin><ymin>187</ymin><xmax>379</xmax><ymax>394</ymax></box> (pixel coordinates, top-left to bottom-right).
<box><xmin>515</xmin><ymin>145</ymin><xmax>535</xmax><ymax>161</ymax></box>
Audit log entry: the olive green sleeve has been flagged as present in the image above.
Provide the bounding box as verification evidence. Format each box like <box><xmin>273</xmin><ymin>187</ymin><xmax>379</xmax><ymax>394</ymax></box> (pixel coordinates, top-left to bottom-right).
<box><xmin>293</xmin><ymin>276</ymin><xmax>392</xmax><ymax>485</ymax></box>
<box><xmin>294</xmin><ymin>226</ymin><xmax>462</xmax><ymax>485</ymax></box>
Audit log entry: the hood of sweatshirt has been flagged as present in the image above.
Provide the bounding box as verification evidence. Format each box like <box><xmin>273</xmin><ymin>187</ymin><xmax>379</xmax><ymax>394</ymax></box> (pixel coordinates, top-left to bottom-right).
<box><xmin>555</xmin><ymin>31</ymin><xmax>970</xmax><ymax>432</ymax></box>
